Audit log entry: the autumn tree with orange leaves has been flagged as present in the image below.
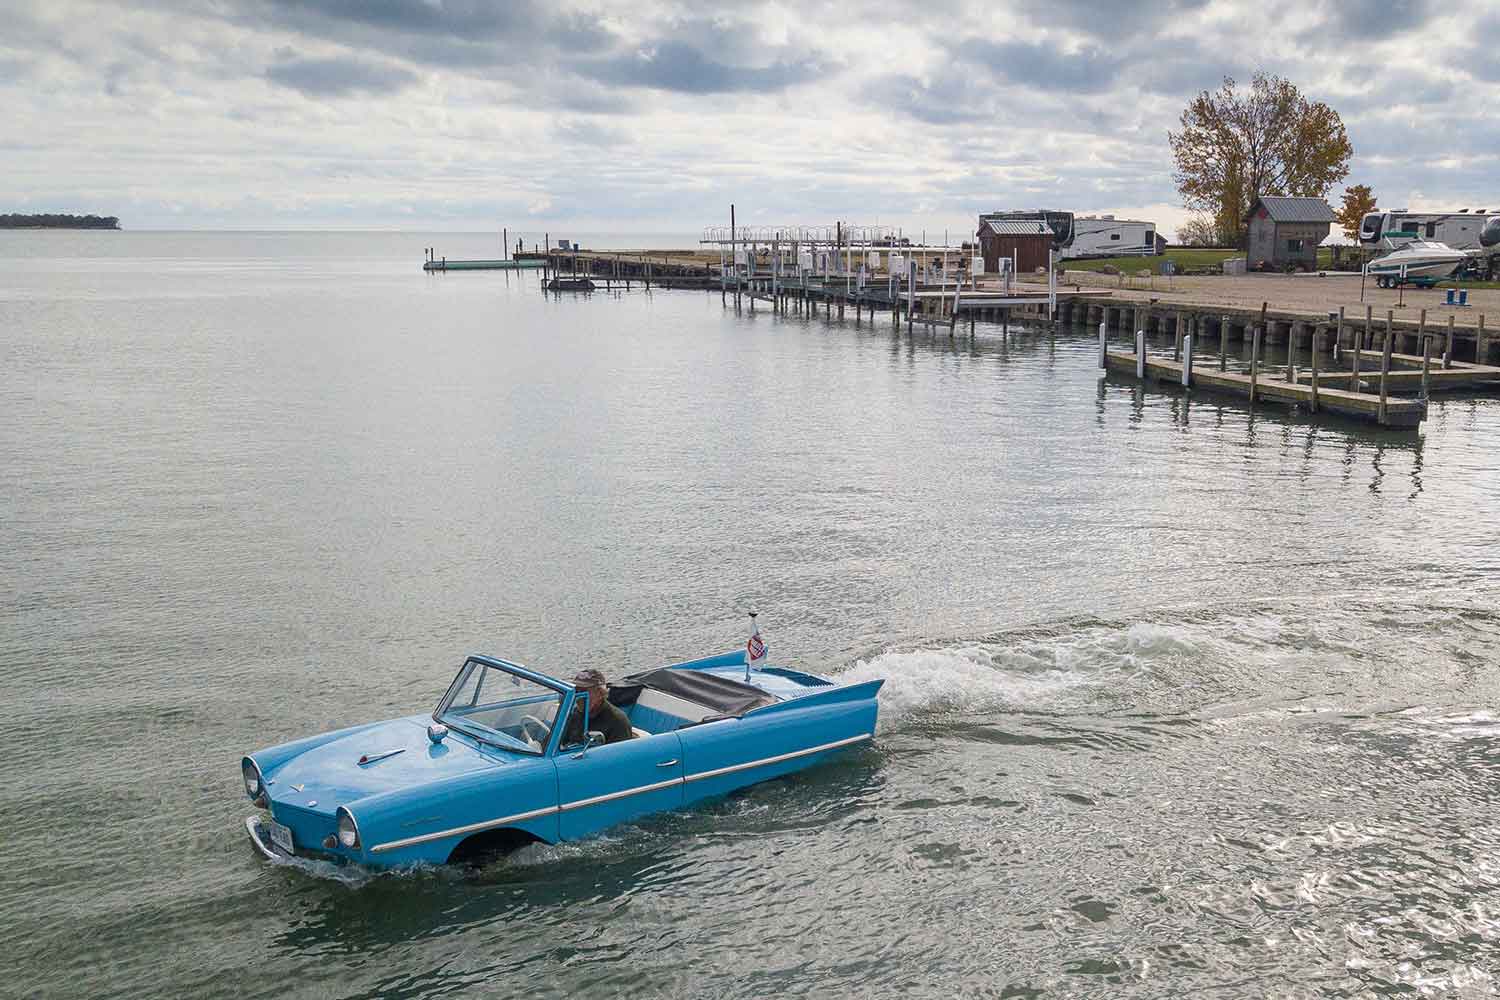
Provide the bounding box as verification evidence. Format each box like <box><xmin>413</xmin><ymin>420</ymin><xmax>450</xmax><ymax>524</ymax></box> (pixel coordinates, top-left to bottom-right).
<box><xmin>1337</xmin><ymin>184</ymin><xmax>1378</xmax><ymax>241</ymax></box>
<box><xmin>1169</xmin><ymin>73</ymin><xmax>1352</xmax><ymax>248</ymax></box>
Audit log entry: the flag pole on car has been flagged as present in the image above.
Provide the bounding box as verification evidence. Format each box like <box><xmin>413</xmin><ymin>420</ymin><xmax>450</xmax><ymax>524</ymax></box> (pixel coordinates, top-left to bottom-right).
<box><xmin>745</xmin><ymin>612</ymin><xmax>767</xmax><ymax>682</ymax></box>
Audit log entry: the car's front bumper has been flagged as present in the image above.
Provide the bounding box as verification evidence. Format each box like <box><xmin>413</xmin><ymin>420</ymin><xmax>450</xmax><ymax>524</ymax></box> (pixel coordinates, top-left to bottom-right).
<box><xmin>244</xmin><ymin>815</ymin><xmax>292</xmax><ymax>861</ymax></box>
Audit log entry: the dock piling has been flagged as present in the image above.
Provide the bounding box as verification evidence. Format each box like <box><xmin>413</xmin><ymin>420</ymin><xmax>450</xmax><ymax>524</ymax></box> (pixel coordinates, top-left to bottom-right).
<box><xmin>1098</xmin><ymin>321</ymin><xmax>1107</xmax><ymax>373</ymax></box>
<box><xmin>1135</xmin><ymin>329</ymin><xmax>1146</xmax><ymax>379</ymax></box>
<box><xmin>1219</xmin><ymin>314</ymin><xmax>1228</xmax><ymax>371</ymax></box>
<box><xmin>1444</xmin><ymin>315</ymin><xmax>1454</xmax><ymax>369</ymax></box>
<box><xmin>1182</xmin><ymin>334</ymin><xmax>1193</xmax><ymax>388</ymax></box>
<box><xmin>906</xmin><ymin>260</ymin><xmax>916</xmax><ymax>334</ymax></box>
<box><xmin>1249</xmin><ymin>326</ymin><xmax>1261</xmax><ymax>403</ymax></box>
<box><xmin>1480</xmin><ymin>315</ymin><xmax>1488</xmax><ymax>365</ymax></box>
<box><xmin>1378</xmin><ymin>311</ymin><xmax>1395</xmax><ymax>424</ymax></box>
<box><xmin>1310</xmin><ymin>330</ymin><xmax>1320</xmax><ymax>413</ymax></box>
<box><xmin>1421</xmin><ymin>334</ymin><xmax>1433</xmax><ymax>400</ymax></box>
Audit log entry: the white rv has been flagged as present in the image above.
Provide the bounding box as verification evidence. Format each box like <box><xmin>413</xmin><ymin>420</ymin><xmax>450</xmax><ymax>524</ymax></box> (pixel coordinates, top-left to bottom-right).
<box><xmin>1061</xmin><ymin>215</ymin><xmax>1158</xmax><ymax>259</ymax></box>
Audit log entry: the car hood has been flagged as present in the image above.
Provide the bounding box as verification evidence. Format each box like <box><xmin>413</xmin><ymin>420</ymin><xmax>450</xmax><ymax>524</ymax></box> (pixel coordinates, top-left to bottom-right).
<box><xmin>263</xmin><ymin>715</ymin><xmax>506</xmax><ymax>809</ymax></box>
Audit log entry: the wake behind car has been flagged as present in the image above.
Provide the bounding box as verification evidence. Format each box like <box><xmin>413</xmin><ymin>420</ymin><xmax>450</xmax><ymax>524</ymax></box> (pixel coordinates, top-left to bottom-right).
<box><xmin>242</xmin><ymin>642</ymin><xmax>882</xmax><ymax>869</ymax></box>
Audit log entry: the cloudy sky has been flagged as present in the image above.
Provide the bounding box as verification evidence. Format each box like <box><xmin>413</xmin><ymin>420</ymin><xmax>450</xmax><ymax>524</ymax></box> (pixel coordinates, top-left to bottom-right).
<box><xmin>3</xmin><ymin>0</ymin><xmax>1496</xmax><ymax>237</ymax></box>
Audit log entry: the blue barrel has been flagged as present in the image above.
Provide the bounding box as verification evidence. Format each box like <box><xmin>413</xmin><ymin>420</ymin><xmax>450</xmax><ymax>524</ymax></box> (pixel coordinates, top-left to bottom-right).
<box><xmin>1459</xmin><ymin>290</ymin><xmax>1469</xmax><ymax>306</ymax></box>
<box><xmin>1446</xmin><ymin>288</ymin><xmax>1456</xmax><ymax>305</ymax></box>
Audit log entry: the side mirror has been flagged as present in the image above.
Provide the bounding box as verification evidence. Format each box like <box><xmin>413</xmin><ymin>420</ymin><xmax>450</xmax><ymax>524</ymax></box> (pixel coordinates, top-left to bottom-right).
<box><xmin>571</xmin><ymin>731</ymin><xmax>606</xmax><ymax>760</ymax></box>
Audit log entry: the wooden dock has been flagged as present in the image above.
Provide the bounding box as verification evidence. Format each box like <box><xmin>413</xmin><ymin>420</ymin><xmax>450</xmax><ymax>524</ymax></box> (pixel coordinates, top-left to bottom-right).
<box><xmin>1104</xmin><ymin>349</ymin><xmax>1425</xmax><ymax>427</ymax></box>
<box><xmin>1294</xmin><ymin>349</ymin><xmax>1500</xmax><ymax>394</ymax></box>
<box><xmin>1101</xmin><ymin>325</ymin><xmax>1428</xmax><ymax>428</ymax></box>
<box><xmin>1053</xmin><ymin>298</ymin><xmax>1493</xmax><ymax>366</ymax></box>
<box><xmin>424</xmin><ymin>258</ymin><xmax>544</xmax><ymax>272</ymax></box>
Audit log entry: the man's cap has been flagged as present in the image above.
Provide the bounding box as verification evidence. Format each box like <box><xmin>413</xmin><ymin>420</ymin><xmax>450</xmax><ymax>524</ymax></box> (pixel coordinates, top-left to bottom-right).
<box><xmin>573</xmin><ymin>668</ymin><xmax>608</xmax><ymax>689</ymax></box>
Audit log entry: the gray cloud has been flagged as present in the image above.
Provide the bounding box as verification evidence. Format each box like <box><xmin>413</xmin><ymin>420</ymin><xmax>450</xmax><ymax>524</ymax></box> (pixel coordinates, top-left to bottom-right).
<box><xmin>265</xmin><ymin>51</ymin><xmax>418</xmax><ymax>96</ymax></box>
<box><xmin>263</xmin><ymin>0</ymin><xmax>545</xmax><ymax>41</ymax></box>
<box><xmin>864</xmin><ymin>72</ymin><xmax>988</xmax><ymax>125</ymax></box>
<box><xmin>1317</xmin><ymin>0</ymin><xmax>1436</xmax><ymax>40</ymax></box>
<box><xmin>1016</xmin><ymin>0</ymin><xmax>1213</xmax><ymax>38</ymax></box>
<box><xmin>579</xmin><ymin>40</ymin><xmax>827</xmax><ymax>94</ymax></box>
<box><xmin>554</xmin><ymin>119</ymin><xmax>629</xmax><ymax>147</ymax></box>
<box><xmin>252</xmin><ymin>0</ymin><xmax>614</xmax><ymax>65</ymax></box>
<box><xmin>955</xmin><ymin>38</ymin><xmax>1123</xmax><ymax>92</ymax></box>
<box><xmin>0</xmin><ymin>55</ymin><xmax>38</xmax><ymax>84</ymax></box>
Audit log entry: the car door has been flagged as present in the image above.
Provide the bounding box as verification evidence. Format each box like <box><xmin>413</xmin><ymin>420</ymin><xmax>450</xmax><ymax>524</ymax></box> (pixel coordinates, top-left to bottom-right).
<box><xmin>553</xmin><ymin>730</ymin><xmax>686</xmax><ymax>840</ymax></box>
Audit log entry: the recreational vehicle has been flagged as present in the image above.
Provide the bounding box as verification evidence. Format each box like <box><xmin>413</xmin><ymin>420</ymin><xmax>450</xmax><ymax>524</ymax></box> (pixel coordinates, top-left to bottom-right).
<box><xmin>1061</xmin><ymin>216</ymin><xmax>1158</xmax><ymax>260</ymax></box>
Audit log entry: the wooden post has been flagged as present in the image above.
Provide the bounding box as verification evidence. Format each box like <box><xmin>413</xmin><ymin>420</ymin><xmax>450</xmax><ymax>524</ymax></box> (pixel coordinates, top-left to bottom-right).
<box><xmin>949</xmin><ymin>275</ymin><xmax>963</xmax><ymax>336</ymax></box>
<box><xmin>906</xmin><ymin>259</ymin><xmax>916</xmax><ymax>333</ymax></box>
<box><xmin>730</xmin><ymin>205</ymin><xmax>739</xmax><ymax>310</ymax></box>
<box><xmin>1415</xmin><ymin>308</ymin><xmax>1427</xmax><ymax>358</ymax></box>
<box><xmin>1286</xmin><ymin>325</ymin><xmax>1297</xmax><ymax>383</ymax></box>
<box><xmin>1335</xmin><ymin>306</ymin><xmax>1344</xmax><ymax>363</ymax></box>
<box><xmin>1444</xmin><ymin>315</ymin><xmax>1454</xmax><ymax>369</ymax></box>
<box><xmin>771</xmin><ymin>240</ymin><xmax>779</xmax><ymax>311</ymax></box>
<box><xmin>1136</xmin><ymin>328</ymin><xmax>1146</xmax><ymax>379</ymax></box>
<box><xmin>1098</xmin><ymin>320</ymin><xmax>1107</xmax><ymax>372</ymax></box>
<box><xmin>1181</xmin><ymin>334</ymin><xmax>1193</xmax><ymax>387</ymax></box>
<box><xmin>1385</xmin><ymin>309</ymin><xmax>1393</xmax><ymax>356</ymax></box>
<box><xmin>1310</xmin><ymin>328</ymin><xmax>1320</xmax><ymax>413</ymax></box>
<box><xmin>503</xmin><ymin>227</ymin><xmax>508</xmax><ymax>261</ymax></box>
<box><xmin>1378</xmin><ymin>311</ymin><xmax>1394</xmax><ymax>424</ymax></box>
<box><xmin>1173</xmin><ymin>311</ymin><xmax>1183</xmax><ymax>361</ymax></box>
<box><xmin>1354</xmin><ymin>305</ymin><xmax>1369</xmax><ymax>383</ymax></box>
<box><xmin>1249</xmin><ymin>325</ymin><xmax>1261</xmax><ymax>403</ymax></box>
<box><xmin>1479</xmin><ymin>314</ymin><xmax>1488</xmax><ymax>366</ymax></box>
<box><xmin>1219</xmin><ymin>314</ymin><xmax>1228</xmax><ymax>371</ymax></box>
<box><xmin>1421</xmin><ymin>333</ymin><xmax>1432</xmax><ymax>399</ymax></box>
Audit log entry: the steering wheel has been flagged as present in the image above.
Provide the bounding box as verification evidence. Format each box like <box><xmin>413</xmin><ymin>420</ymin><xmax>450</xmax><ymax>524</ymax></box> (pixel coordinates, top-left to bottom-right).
<box><xmin>520</xmin><ymin>714</ymin><xmax>552</xmax><ymax>746</ymax></box>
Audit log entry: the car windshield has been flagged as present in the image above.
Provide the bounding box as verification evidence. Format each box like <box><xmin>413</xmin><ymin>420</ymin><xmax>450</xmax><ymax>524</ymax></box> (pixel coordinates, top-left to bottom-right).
<box><xmin>436</xmin><ymin>660</ymin><xmax>563</xmax><ymax>755</ymax></box>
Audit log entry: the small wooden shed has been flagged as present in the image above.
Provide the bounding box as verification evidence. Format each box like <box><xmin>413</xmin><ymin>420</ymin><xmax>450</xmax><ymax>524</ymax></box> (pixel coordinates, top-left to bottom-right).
<box><xmin>978</xmin><ymin>218</ymin><xmax>1053</xmax><ymax>274</ymax></box>
<box><xmin>1245</xmin><ymin>196</ymin><xmax>1336</xmax><ymax>272</ymax></box>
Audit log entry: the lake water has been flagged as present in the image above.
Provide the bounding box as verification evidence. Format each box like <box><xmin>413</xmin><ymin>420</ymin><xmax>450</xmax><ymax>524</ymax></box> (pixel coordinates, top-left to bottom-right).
<box><xmin>4</xmin><ymin>231</ymin><xmax>1500</xmax><ymax>999</ymax></box>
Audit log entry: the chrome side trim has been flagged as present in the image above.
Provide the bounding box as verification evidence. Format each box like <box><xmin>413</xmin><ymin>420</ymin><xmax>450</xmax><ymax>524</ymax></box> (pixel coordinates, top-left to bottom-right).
<box><xmin>683</xmin><ymin>733</ymin><xmax>871</xmax><ymax>783</ymax></box>
<box><xmin>369</xmin><ymin>804</ymin><xmax>558</xmax><ymax>854</ymax></box>
<box><xmin>366</xmin><ymin>732</ymin><xmax>873</xmax><ymax>854</ymax></box>
<box><xmin>558</xmin><ymin>776</ymin><xmax>683</xmax><ymax>812</ymax></box>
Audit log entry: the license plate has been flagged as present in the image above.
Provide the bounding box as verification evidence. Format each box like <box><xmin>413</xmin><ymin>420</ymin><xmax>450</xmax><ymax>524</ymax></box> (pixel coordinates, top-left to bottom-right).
<box><xmin>267</xmin><ymin>819</ymin><xmax>294</xmax><ymax>854</ymax></box>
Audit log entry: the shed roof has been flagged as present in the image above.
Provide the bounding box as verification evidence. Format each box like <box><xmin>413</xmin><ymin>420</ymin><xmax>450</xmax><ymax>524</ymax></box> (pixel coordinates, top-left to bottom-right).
<box><xmin>1249</xmin><ymin>196</ymin><xmax>1337</xmax><ymax>224</ymax></box>
<box><xmin>983</xmin><ymin>219</ymin><xmax>1054</xmax><ymax>237</ymax></box>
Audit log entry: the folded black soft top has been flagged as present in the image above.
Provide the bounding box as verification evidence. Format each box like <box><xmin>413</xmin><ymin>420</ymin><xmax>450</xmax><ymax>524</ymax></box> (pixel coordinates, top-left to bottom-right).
<box><xmin>620</xmin><ymin>667</ymin><xmax>779</xmax><ymax>716</ymax></box>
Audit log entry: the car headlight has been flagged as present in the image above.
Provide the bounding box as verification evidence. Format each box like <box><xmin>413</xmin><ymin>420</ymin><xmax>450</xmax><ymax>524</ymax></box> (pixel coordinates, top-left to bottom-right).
<box><xmin>337</xmin><ymin>810</ymin><xmax>361</xmax><ymax>850</ymax></box>
<box><xmin>242</xmin><ymin>759</ymin><xmax>262</xmax><ymax>798</ymax></box>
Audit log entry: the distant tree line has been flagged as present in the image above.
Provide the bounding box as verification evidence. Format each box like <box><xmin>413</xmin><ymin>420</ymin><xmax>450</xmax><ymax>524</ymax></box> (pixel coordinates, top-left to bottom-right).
<box><xmin>0</xmin><ymin>213</ymin><xmax>121</xmax><ymax>229</ymax></box>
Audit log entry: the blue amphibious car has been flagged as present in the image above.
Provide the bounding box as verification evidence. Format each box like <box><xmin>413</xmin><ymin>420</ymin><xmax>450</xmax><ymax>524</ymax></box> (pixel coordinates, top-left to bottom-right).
<box><xmin>242</xmin><ymin>651</ymin><xmax>882</xmax><ymax>869</ymax></box>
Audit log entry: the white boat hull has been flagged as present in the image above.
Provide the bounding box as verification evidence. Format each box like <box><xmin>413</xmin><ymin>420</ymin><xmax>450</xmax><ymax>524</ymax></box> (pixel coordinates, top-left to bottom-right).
<box><xmin>1367</xmin><ymin>240</ymin><xmax>1466</xmax><ymax>285</ymax></box>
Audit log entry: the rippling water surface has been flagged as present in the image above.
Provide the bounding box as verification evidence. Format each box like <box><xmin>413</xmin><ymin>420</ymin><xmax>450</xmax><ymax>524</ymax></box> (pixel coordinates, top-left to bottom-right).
<box><xmin>4</xmin><ymin>231</ymin><xmax>1500</xmax><ymax>999</ymax></box>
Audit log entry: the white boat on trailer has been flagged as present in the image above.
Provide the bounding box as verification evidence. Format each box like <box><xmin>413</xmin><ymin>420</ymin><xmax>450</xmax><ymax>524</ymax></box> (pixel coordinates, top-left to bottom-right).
<box><xmin>1365</xmin><ymin>239</ymin><xmax>1467</xmax><ymax>288</ymax></box>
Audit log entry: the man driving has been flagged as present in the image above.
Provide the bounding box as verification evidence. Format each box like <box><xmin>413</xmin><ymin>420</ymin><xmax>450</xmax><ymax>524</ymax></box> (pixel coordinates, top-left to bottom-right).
<box><xmin>562</xmin><ymin>669</ymin><xmax>635</xmax><ymax>748</ymax></box>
